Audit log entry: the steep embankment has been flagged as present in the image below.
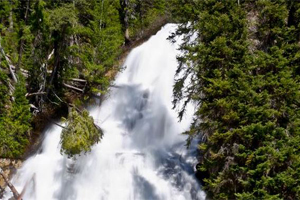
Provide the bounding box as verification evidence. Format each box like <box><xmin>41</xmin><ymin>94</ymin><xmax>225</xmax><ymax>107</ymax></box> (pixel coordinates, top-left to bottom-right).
<box><xmin>3</xmin><ymin>23</ymin><xmax>205</xmax><ymax>200</ymax></box>
<box><xmin>0</xmin><ymin>16</ymin><xmax>169</xmax><ymax>198</ymax></box>
<box><xmin>0</xmin><ymin>0</ymin><xmax>172</xmax><ymax>161</ymax></box>
<box><xmin>170</xmin><ymin>1</ymin><xmax>300</xmax><ymax>199</ymax></box>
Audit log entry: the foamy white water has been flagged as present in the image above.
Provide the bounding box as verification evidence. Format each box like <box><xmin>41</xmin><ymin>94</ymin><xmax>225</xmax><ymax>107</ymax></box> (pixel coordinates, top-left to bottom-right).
<box><xmin>3</xmin><ymin>24</ymin><xmax>205</xmax><ymax>200</ymax></box>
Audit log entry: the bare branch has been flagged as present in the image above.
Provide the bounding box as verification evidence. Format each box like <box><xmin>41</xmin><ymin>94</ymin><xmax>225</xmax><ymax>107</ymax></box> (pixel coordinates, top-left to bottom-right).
<box><xmin>25</xmin><ymin>92</ymin><xmax>46</xmax><ymax>97</ymax></box>
<box><xmin>63</xmin><ymin>83</ymin><xmax>84</xmax><ymax>93</ymax></box>
<box><xmin>29</xmin><ymin>104</ymin><xmax>38</xmax><ymax>110</ymax></box>
<box><xmin>51</xmin><ymin>89</ymin><xmax>64</xmax><ymax>102</ymax></box>
<box><xmin>11</xmin><ymin>66</ymin><xmax>29</xmax><ymax>74</ymax></box>
<box><xmin>69</xmin><ymin>78</ymin><xmax>87</xmax><ymax>83</ymax></box>
<box><xmin>52</xmin><ymin>121</ymin><xmax>68</xmax><ymax>129</ymax></box>
<box><xmin>0</xmin><ymin>37</ymin><xmax>18</xmax><ymax>83</ymax></box>
<box><xmin>48</xmin><ymin>49</ymin><xmax>54</xmax><ymax>60</ymax></box>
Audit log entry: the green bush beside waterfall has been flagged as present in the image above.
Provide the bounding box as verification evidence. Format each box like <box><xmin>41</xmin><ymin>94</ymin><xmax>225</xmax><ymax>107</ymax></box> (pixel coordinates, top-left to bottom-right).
<box><xmin>60</xmin><ymin>109</ymin><xmax>103</xmax><ymax>158</ymax></box>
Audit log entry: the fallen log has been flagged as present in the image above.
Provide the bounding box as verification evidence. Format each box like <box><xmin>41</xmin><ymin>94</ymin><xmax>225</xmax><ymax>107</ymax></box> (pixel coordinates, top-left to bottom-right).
<box><xmin>63</xmin><ymin>83</ymin><xmax>84</xmax><ymax>93</ymax></box>
<box><xmin>0</xmin><ymin>168</ymin><xmax>20</xmax><ymax>200</ymax></box>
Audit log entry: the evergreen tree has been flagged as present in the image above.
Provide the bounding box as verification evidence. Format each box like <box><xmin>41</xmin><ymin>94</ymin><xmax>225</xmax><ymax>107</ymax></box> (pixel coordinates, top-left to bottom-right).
<box><xmin>0</xmin><ymin>74</ymin><xmax>31</xmax><ymax>158</ymax></box>
<box><xmin>0</xmin><ymin>0</ymin><xmax>172</xmax><ymax>159</ymax></box>
<box><xmin>171</xmin><ymin>0</ymin><xmax>300</xmax><ymax>199</ymax></box>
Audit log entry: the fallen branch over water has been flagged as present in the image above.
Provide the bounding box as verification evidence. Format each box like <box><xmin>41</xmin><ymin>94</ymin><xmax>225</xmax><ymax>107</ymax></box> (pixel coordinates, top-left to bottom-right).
<box><xmin>0</xmin><ymin>167</ymin><xmax>20</xmax><ymax>200</ymax></box>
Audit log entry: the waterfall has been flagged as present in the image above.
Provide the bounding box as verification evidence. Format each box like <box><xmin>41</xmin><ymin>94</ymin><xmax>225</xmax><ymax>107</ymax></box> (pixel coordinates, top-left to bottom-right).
<box><xmin>3</xmin><ymin>24</ymin><xmax>205</xmax><ymax>200</ymax></box>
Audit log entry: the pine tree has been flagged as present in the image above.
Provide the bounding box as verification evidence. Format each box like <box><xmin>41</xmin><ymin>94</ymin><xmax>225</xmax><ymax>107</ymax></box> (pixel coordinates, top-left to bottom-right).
<box><xmin>0</xmin><ymin>0</ymin><xmax>173</xmax><ymax>159</ymax></box>
<box><xmin>0</xmin><ymin>74</ymin><xmax>31</xmax><ymax>158</ymax></box>
<box><xmin>171</xmin><ymin>0</ymin><xmax>300</xmax><ymax>199</ymax></box>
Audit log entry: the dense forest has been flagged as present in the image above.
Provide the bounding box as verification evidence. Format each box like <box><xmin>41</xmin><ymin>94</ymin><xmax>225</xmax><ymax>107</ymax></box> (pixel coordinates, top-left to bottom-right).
<box><xmin>0</xmin><ymin>0</ymin><xmax>170</xmax><ymax>158</ymax></box>
<box><xmin>1</xmin><ymin>0</ymin><xmax>300</xmax><ymax>199</ymax></box>
<box><xmin>171</xmin><ymin>0</ymin><xmax>300</xmax><ymax>199</ymax></box>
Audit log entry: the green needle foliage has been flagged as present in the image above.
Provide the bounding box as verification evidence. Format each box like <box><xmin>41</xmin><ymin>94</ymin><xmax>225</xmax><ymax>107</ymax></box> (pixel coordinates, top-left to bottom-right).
<box><xmin>0</xmin><ymin>74</ymin><xmax>31</xmax><ymax>158</ymax></box>
<box><xmin>60</xmin><ymin>108</ymin><xmax>103</xmax><ymax>158</ymax></box>
<box><xmin>171</xmin><ymin>0</ymin><xmax>300</xmax><ymax>199</ymax></box>
<box><xmin>0</xmin><ymin>0</ymin><xmax>170</xmax><ymax>158</ymax></box>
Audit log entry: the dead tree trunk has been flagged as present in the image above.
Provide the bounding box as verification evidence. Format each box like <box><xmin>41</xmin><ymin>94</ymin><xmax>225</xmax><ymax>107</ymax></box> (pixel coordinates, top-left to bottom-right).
<box><xmin>63</xmin><ymin>83</ymin><xmax>84</xmax><ymax>93</ymax></box>
<box><xmin>0</xmin><ymin>168</ymin><xmax>34</xmax><ymax>200</ymax></box>
<box><xmin>120</xmin><ymin>0</ymin><xmax>130</xmax><ymax>44</ymax></box>
<box><xmin>0</xmin><ymin>168</ymin><xmax>20</xmax><ymax>200</ymax></box>
<box><xmin>25</xmin><ymin>92</ymin><xmax>46</xmax><ymax>97</ymax></box>
<box><xmin>38</xmin><ymin>49</ymin><xmax>54</xmax><ymax>111</ymax></box>
<box><xmin>46</xmin><ymin>38</ymin><xmax>60</xmax><ymax>96</ymax></box>
<box><xmin>0</xmin><ymin>37</ymin><xmax>18</xmax><ymax>83</ymax></box>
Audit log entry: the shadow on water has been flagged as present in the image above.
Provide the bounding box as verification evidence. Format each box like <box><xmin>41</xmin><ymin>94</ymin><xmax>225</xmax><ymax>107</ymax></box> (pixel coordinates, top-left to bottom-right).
<box><xmin>109</xmin><ymin>81</ymin><xmax>204</xmax><ymax>199</ymax></box>
<box><xmin>4</xmin><ymin>24</ymin><xmax>206</xmax><ymax>200</ymax></box>
<box><xmin>133</xmin><ymin>169</ymin><xmax>160</xmax><ymax>200</ymax></box>
<box><xmin>113</xmin><ymin>83</ymin><xmax>173</xmax><ymax>150</ymax></box>
<box><xmin>113</xmin><ymin>84</ymin><xmax>149</xmax><ymax>131</ymax></box>
<box><xmin>53</xmin><ymin>158</ymin><xmax>80</xmax><ymax>200</ymax></box>
<box><xmin>152</xmin><ymin>138</ymin><xmax>202</xmax><ymax>200</ymax></box>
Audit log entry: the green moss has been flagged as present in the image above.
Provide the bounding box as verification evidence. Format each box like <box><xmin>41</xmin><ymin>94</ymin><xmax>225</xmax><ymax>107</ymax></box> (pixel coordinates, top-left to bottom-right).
<box><xmin>60</xmin><ymin>108</ymin><xmax>103</xmax><ymax>158</ymax></box>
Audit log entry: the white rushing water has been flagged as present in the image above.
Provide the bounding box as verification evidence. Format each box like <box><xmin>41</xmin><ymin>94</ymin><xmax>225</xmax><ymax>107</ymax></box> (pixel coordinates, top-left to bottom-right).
<box><xmin>3</xmin><ymin>24</ymin><xmax>205</xmax><ymax>200</ymax></box>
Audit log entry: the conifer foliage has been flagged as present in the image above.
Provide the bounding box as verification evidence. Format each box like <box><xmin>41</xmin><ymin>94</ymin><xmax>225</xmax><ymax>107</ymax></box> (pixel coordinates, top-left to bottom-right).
<box><xmin>171</xmin><ymin>0</ymin><xmax>300</xmax><ymax>199</ymax></box>
<box><xmin>0</xmin><ymin>74</ymin><xmax>31</xmax><ymax>158</ymax></box>
<box><xmin>0</xmin><ymin>0</ymin><xmax>170</xmax><ymax>158</ymax></box>
<box><xmin>61</xmin><ymin>109</ymin><xmax>102</xmax><ymax>158</ymax></box>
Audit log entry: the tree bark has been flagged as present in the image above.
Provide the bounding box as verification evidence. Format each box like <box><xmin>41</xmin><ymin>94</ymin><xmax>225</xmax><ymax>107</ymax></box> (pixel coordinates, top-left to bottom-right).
<box><xmin>63</xmin><ymin>83</ymin><xmax>84</xmax><ymax>93</ymax></box>
<box><xmin>37</xmin><ymin>49</ymin><xmax>54</xmax><ymax>111</ymax></box>
<box><xmin>0</xmin><ymin>168</ymin><xmax>20</xmax><ymax>200</ymax></box>
<box><xmin>46</xmin><ymin>39</ymin><xmax>59</xmax><ymax>96</ymax></box>
<box><xmin>70</xmin><ymin>78</ymin><xmax>87</xmax><ymax>83</ymax></box>
<box><xmin>120</xmin><ymin>0</ymin><xmax>130</xmax><ymax>44</ymax></box>
<box><xmin>25</xmin><ymin>92</ymin><xmax>46</xmax><ymax>97</ymax></box>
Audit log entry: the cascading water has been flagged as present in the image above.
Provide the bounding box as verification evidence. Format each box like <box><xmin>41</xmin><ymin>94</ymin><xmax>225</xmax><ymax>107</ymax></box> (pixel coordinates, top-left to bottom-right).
<box><xmin>3</xmin><ymin>24</ymin><xmax>205</xmax><ymax>200</ymax></box>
